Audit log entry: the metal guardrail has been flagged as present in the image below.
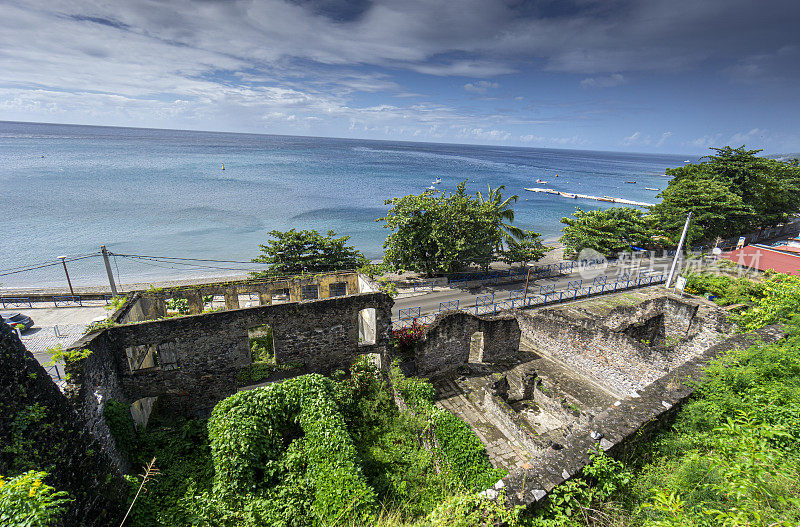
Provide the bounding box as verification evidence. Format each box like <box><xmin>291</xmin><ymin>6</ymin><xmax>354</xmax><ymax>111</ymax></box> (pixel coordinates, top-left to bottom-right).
<box><xmin>1</xmin><ymin>297</ymin><xmax>32</xmax><ymax>308</ymax></box>
<box><xmin>439</xmin><ymin>300</ymin><xmax>459</xmax><ymax>312</ymax></box>
<box><xmin>413</xmin><ymin>280</ymin><xmax>435</xmax><ymax>292</ymax></box>
<box><xmin>392</xmin><ymin>272</ymin><xmax>665</xmax><ymax>329</ymax></box>
<box><xmin>399</xmin><ymin>307</ymin><xmax>421</xmax><ymax>320</ymax></box>
<box><xmin>53</xmin><ymin>296</ymin><xmax>82</xmax><ymax>307</ymax></box>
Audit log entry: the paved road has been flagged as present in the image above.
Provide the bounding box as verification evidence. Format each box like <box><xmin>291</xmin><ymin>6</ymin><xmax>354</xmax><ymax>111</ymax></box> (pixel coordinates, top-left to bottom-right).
<box><xmin>392</xmin><ymin>258</ymin><xmax>673</xmax><ymax>319</ymax></box>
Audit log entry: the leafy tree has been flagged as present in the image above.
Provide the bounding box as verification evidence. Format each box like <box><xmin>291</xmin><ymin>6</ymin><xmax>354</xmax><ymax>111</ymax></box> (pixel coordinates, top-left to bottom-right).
<box><xmin>498</xmin><ymin>230</ymin><xmax>546</xmax><ymax>267</ymax></box>
<box><xmin>651</xmin><ymin>176</ymin><xmax>752</xmax><ymax>245</ymax></box>
<box><xmin>251</xmin><ymin>229</ymin><xmax>367</xmax><ymax>277</ymax></box>
<box><xmin>662</xmin><ymin>146</ymin><xmax>800</xmax><ymax>236</ymax></box>
<box><xmin>476</xmin><ymin>185</ymin><xmax>526</xmax><ymax>250</ymax></box>
<box><xmin>379</xmin><ymin>182</ymin><xmax>500</xmax><ymax>275</ymax></box>
<box><xmin>560</xmin><ymin>207</ymin><xmax>656</xmax><ymax>258</ymax></box>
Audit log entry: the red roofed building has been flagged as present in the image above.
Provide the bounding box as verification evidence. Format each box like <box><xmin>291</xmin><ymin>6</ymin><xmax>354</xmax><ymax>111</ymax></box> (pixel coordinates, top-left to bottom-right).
<box><xmin>721</xmin><ymin>245</ymin><xmax>800</xmax><ymax>276</ymax></box>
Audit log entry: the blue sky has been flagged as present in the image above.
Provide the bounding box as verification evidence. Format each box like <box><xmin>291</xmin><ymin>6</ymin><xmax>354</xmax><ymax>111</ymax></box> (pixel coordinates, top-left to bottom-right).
<box><xmin>1</xmin><ymin>0</ymin><xmax>798</xmax><ymax>154</ymax></box>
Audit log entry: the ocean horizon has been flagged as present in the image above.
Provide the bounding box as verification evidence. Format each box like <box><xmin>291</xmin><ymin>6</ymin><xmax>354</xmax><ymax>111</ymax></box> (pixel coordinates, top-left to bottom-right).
<box><xmin>0</xmin><ymin>120</ymin><xmax>690</xmax><ymax>289</ymax></box>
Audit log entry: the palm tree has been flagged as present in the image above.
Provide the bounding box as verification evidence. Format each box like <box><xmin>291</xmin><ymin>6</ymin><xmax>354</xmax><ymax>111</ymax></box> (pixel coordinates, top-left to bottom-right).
<box><xmin>477</xmin><ymin>184</ymin><xmax>527</xmax><ymax>250</ymax></box>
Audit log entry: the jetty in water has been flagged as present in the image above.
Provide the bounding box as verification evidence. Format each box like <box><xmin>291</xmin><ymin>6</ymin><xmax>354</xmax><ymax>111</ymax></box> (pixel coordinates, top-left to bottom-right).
<box><xmin>524</xmin><ymin>187</ymin><xmax>655</xmax><ymax>207</ymax></box>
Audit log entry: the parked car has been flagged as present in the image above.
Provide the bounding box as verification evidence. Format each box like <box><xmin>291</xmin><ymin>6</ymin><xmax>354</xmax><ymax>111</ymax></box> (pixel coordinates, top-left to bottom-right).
<box><xmin>1</xmin><ymin>312</ymin><xmax>34</xmax><ymax>332</ymax></box>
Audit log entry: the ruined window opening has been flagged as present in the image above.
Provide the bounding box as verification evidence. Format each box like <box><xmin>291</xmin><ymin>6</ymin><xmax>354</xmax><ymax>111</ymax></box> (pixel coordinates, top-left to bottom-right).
<box><xmin>271</xmin><ymin>288</ymin><xmax>290</xmax><ymax>304</ymax></box>
<box><xmin>203</xmin><ymin>295</ymin><xmax>225</xmax><ymax>311</ymax></box>
<box><xmin>358</xmin><ymin>308</ymin><xmax>377</xmax><ymax>346</ymax></box>
<box><xmin>243</xmin><ymin>292</ymin><xmax>261</xmax><ymax>308</ymax></box>
<box><xmin>165</xmin><ymin>297</ymin><xmax>190</xmax><ymax>316</ymax></box>
<box><xmin>329</xmin><ymin>281</ymin><xmax>348</xmax><ymax>297</ymax></box>
<box><xmin>157</xmin><ymin>341</ymin><xmax>179</xmax><ymax>370</ymax></box>
<box><xmin>248</xmin><ymin>324</ymin><xmax>276</xmax><ymax>364</ymax></box>
<box><xmin>469</xmin><ymin>331</ymin><xmax>484</xmax><ymax>363</ymax></box>
<box><xmin>126</xmin><ymin>344</ymin><xmax>157</xmax><ymax>372</ymax></box>
<box><xmin>301</xmin><ymin>285</ymin><xmax>319</xmax><ymax>301</ymax></box>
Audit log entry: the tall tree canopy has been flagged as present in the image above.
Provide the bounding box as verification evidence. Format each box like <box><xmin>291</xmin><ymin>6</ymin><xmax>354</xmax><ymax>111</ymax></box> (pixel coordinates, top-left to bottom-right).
<box><xmin>656</xmin><ymin>146</ymin><xmax>800</xmax><ymax>237</ymax></box>
<box><xmin>560</xmin><ymin>146</ymin><xmax>800</xmax><ymax>257</ymax></box>
<box><xmin>476</xmin><ymin>185</ymin><xmax>526</xmax><ymax>250</ymax></box>
<box><xmin>380</xmin><ymin>181</ymin><xmax>538</xmax><ymax>275</ymax></box>
<box><xmin>251</xmin><ymin>229</ymin><xmax>367</xmax><ymax>277</ymax></box>
<box><xmin>560</xmin><ymin>207</ymin><xmax>656</xmax><ymax>258</ymax></box>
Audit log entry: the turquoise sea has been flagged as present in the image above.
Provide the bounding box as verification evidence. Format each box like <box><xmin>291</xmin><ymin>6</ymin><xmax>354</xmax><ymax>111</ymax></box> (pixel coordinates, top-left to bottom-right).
<box><xmin>0</xmin><ymin>121</ymin><xmax>690</xmax><ymax>288</ymax></box>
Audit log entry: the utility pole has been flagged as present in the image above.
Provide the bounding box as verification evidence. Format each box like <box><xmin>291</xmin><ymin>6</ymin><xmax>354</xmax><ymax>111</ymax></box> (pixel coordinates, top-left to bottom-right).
<box><xmin>58</xmin><ymin>256</ymin><xmax>75</xmax><ymax>296</ymax></box>
<box><xmin>101</xmin><ymin>245</ymin><xmax>119</xmax><ymax>296</ymax></box>
<box><xmin>666</xmin><ymin>212</ymin><xmax>692</xmax><ymax>288</ymax></box>
<box><xmin>522</xmin><ymin>266</ymin><xmax>532</xmax><ymax>302</ymax></box>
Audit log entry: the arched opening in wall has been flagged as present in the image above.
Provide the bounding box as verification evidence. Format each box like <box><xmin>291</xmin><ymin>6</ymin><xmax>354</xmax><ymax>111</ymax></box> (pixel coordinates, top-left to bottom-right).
<box><xmin>469</xmin><ymin>331</ymin><xmax>484</xmax><ymax>363</ymax></box>
<box><xmin>248</xmin><ymin>324</ymin><xmax>276</xmax><ymax>364</ymax></box>
<box><xmin>130</xmin><ymin>396</ymin><xmax>157</xmax><ymax>428</ymax></box>
<box><xmin>358</xmin><ymin>308</ymin><xmax>376</xmax><ymax>346</ymax></box>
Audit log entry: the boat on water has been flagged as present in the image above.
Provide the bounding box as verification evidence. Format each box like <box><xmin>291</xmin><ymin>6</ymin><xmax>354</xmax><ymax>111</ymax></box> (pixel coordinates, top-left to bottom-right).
<box><xmin>645</xmin><ymin>187</ymin><xmax>659</xmax><ymax>191</ymax></box>
<box><xmin>427</xmin><ymin>185</ymin><xmax>436</xmax><ymax>190</ymax></box>
<box><xmin>559</xmin><ymin>191</ymin><xmax>577</xmax><ymax>199</ymax></box>
<box><xmin>535</xmin><ymin>179</ymin><xmax>547</xmax><ymax>184</ymax></box>
<box><xmin>684</xmin><ymin>159</ymin><xmax>691</xmax><ymax>163</ymax></box>
<box><xmin>625</xmin><ymin>181</ymin><xmax>636</xmax><ymax>184</ymax></box>
<box><xmin>432</xmin><ymin>178</ymin><xmax>441</xmax><ymax>184</ymax></box>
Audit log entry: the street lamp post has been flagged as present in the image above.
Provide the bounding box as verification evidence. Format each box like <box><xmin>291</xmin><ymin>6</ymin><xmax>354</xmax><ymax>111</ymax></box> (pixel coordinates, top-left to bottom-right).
<box><xmin>58</xmin><ymin>256</ymin><xmax>75</xmax><ymax>296</ymax></box>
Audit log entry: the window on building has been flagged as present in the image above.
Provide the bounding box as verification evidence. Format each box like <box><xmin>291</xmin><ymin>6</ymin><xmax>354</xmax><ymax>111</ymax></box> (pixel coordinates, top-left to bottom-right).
<box><xmin>301</xmin><ymin>285</ymin><xmax>319</xmax><ymax>300</ymax></box>
<box><xmin>329</xmin><ymin>282</ymin><xmax>347</xmax><ymax>297</ymax></box>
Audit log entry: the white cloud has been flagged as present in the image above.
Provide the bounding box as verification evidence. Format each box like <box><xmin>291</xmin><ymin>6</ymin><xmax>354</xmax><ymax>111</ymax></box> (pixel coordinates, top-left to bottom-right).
<box><xmin>580</xmin><ymin>74</ymin><xmax>626</xmax><ymax>89</ymax></box>
<box><xmin>655</xmin><ymin>131</ymin><xmax>673</xmax><ymax>147</ymax></box>
<box><xmin>621</xmin><ymin>131</ymin><xmax>645</xmax><ymax>146</ymax></box>
<box><xmin>464</xmin><ymin>80</ymin><xmax>499</xmax><ymax>93</ymax></box>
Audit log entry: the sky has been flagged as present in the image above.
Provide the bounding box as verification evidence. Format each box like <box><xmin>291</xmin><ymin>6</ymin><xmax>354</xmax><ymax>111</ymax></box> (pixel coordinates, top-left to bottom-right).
<box><xmin>1</xmin><ymin>0</ymin><xmax>799</xmax><ymax>154</ymax></box>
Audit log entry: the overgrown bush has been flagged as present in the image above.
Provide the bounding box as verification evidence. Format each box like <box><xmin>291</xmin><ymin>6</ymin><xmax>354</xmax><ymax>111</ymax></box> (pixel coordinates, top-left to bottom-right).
<box><xmin>390</xmin><ymin>362</ymin><xmax>505</xmax><ymax>492</ymax></box>
<box><xmin>103</xmin><ymin>400</ymin><xmax>137</xmax><ymax>456</ymax></box>
<box><xmin>682</xmin><ymin>270</ymin><xmax>764</xmax><ymax>306</ymax></box>
<box><xmin>0</xmin><ymin>471</ymin><xmax>70</xmax><ymax>527</ymax></box>
<box><xmin>209</xmin><ymin>374</ymin><xmax>376</xmax><ymax>526</ymax></box>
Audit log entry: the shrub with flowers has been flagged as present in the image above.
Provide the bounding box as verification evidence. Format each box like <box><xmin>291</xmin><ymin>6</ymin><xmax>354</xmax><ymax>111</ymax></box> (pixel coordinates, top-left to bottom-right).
<box><xmin>0</xmin><ymin>471</ymin><xmax>70</xmax><ymax>527</ymax></box>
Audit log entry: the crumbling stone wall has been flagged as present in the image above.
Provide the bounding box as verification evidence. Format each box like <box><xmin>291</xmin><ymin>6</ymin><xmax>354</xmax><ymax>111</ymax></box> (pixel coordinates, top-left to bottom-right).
<box><xmin>414</xmin><ymin>311</ymin><xmax>521</xmax><ymax>376</ymax></box>
<box><xmin>68</xmin><ymin>291</ymin><xmax>393</xmax><ymax>419</ymax></box>
<box><xmin>492</xmin><ymin>324</ymin><xmax>786</xmax><ymax>509</ymax></box>
<box><xmin>0</xmin><ymin>323</ymin><xmax>127</xmax><ymax>527</ymax></box>
<box><xmin>515</xmin><ymin>296</ymin><xmax>733</xmax><ymax>397</ymax></box>
<box><xmin>129</xmin><ymin>271</ymin><xmax>362</xmax><ymax>317</ymax></box>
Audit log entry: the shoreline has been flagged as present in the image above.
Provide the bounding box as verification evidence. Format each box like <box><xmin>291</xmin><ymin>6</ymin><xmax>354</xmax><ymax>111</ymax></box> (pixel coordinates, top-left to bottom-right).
<box><xmin>1</xmin><ymin>244</ymin><xmax>565</xmax><ymax>295</ymax></box>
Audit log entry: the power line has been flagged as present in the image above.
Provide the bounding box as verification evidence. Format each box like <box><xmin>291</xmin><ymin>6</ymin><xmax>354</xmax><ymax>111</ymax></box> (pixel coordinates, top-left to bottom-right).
<box><xmin>109</xmin><ymin>252</ymin><xmax>266</xmax><ymax>265</ymax></box>
<box><xmin>0</xmin><ymin>254</ymin><xmax>100</xmax><ymax>276</ymax></box>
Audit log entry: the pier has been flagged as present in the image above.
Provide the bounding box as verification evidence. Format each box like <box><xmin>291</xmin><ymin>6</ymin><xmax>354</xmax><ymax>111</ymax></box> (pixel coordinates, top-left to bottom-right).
<box><xmin>524</xmin><ymin>187</ymin><xmax>654</xmax><ymax>207</ymax></box>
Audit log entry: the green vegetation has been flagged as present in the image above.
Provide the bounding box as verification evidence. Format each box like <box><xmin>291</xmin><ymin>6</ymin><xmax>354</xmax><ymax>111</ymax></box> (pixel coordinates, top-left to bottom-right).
<box><xmin>110</xmin><ymin>359</ymin><xmax>500</xmax><ymax>526</ymax></box>
<box><xmin>165</xmin><ymin>298</ymin><xmax>190</xmax><ymax>315</ymax></box>
<box><xmin>0</xmin><ymin>471</ymin><xmax>71</xmax><ymax>527</ymax></box>
<box><xmin>380</xmin><ymin>182</ymin><xmax>543</xmax><ymax>275</ymax></box>
<box><xmin>251</xmin><ymin>229</ymin><xmax>368</xmax><ymax>277</ymax></box>
<box><xmin>523</xmin><ymin>271</ymin><xmax>800</xmax><ymax>526</ymax></box>
<box><xmin>559</xmin><ymin>146</ymin><xmax>800</xmax><ymax>257</ymax></box>
<box><xmin>560</xmin><ymin>207</ymin><xmax>654</xmax><ymax>258</ymax></box>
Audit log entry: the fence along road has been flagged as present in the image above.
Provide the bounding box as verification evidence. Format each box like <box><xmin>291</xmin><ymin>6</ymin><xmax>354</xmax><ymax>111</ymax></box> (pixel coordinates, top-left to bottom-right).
<box><xmin>392</xmin><ymin>258</ymin><xmax>671</xmax><ymax>329</ymax></box>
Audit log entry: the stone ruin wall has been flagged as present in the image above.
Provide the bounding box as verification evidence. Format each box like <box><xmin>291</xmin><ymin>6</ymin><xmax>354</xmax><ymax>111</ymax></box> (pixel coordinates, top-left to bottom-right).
<box><xmin>494</xmin><ymin>324</ymin><xmax>786</xmax><ymax>508</ymax></box>
<box><xmin>412</xmin><ymin>311</ymin><xmax>522</xmax><ymax>376</ymax></box>
<box><xmin>115</xmin><ymin>271</ymin><xmax>363</xmax><ymax>321</ymax></box>
<box><xmin>65</xmin><ymin>289</ymin><xmax>393</xmax><ymax>469</ymax></box>
<box><xmin>0</xmin><ymin>323</ymin><xmax>128</xmax><ymax>527</ymax></box>
<box><xmin>515</xmin><ymin>296</ymin><xmax>735</xmax><ymax>397</ymax></box>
